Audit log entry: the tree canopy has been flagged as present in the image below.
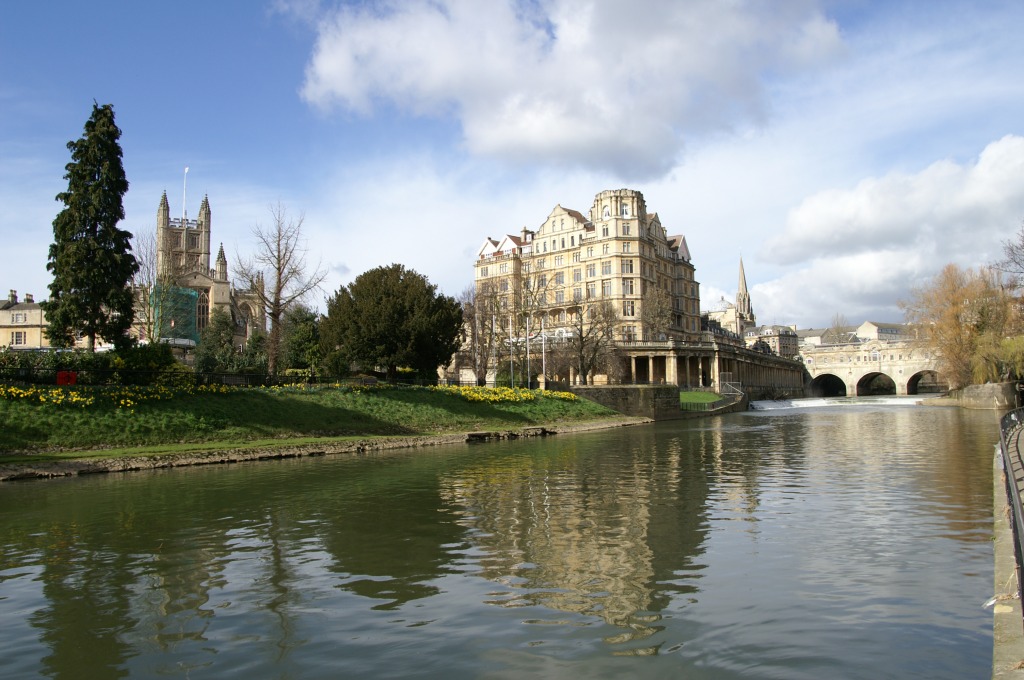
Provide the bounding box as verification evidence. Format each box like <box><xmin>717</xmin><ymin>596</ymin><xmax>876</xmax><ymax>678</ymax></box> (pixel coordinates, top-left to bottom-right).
<box><xmin>321</xmin><ymin>264</ymin><xmax>463</xmax><ymax>382</ymax></box>
<box><xmin>234</xmin><ymin>204</ymin><xmax>327</xmax><ymax>375</ymax></box>
<box><xmin>43</xmin><ymin>102</ymin><xmax>138</xmax><ymax>350</ymax></box>
<box><xmin>901</xmin><ymin>263</ymin><xmax>1022</xmax><ymax>388</ymax></box>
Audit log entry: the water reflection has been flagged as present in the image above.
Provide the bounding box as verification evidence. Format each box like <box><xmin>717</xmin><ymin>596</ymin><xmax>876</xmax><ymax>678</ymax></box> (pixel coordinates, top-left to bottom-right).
<box><xmin>0</xmin><ymin>404</ymin><xmax>998</xmax><ymax>679</ymax></box>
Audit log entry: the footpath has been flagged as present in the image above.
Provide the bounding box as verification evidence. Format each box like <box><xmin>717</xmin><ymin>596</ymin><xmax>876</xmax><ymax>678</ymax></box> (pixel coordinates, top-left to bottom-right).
<box><xmin>995</xmin><ymin>427</ymin><xmax>1024</xmax><ymax>678</ymax></box>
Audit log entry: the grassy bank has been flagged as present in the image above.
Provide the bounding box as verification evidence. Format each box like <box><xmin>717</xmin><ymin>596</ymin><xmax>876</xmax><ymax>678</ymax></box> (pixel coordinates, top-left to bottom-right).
<box><xmin>0</xmin><ymin>383</ymin><xmax>622</xmax><ymax>459</ymax></box>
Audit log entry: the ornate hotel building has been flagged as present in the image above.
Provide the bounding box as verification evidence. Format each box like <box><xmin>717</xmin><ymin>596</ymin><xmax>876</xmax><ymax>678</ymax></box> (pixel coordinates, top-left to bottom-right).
<box><xmin>470</xmin><ymin>188</ymin><xmax>806</xmax><ymax>393</ymax></box>
<box><xmin>475</xmin><ymin>188</ymin><xmax>701</xmax><ymax>344</ymax></box>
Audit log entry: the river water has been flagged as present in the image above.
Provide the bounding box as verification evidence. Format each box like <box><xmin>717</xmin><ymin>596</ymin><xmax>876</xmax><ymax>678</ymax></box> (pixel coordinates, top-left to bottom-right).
<box><xmin>0</xmin><ymin>399</ymin><xmax>999</xmax><ymax>679</ymax></box>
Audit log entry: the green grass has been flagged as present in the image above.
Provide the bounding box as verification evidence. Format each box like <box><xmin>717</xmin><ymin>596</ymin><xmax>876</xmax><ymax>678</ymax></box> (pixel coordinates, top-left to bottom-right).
<box><xmin>679</xmin><ymin>390</ymin><xmax>722</xmax><ymax>405</ymax></box>
<box><xmin>0</xmin><ymin>384</ymin><xmax>621</xmax><ymax>457</ymax></box>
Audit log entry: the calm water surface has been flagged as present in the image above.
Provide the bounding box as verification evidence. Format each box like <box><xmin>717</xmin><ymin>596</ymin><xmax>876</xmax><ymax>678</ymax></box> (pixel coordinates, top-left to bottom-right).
<box><xmin>0</xmin><ymin>401</ymin><xmax>998</xmax><ymax>678</ymax></box>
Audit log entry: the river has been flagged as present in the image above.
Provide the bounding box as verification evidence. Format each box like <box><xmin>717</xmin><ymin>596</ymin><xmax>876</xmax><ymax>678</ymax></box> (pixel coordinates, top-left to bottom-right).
<box><xmin>0</xmin><ymin>398</ymin><xmax>999</xmax><ymax>678</ymax></box>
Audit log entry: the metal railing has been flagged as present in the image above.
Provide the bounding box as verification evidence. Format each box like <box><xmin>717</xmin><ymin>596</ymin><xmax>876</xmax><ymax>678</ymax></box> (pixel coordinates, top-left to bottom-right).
<box><xmin>998</xmin><ymin>407</ymin><xmax>1024</xmax><ymax>622</ymax></box>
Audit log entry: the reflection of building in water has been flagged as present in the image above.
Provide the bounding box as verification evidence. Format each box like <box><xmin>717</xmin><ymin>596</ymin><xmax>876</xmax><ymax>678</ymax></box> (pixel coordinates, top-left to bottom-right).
<box><xmin>439</xmin><ymin>436</ymin><xmax>711</xmax><ymax>648</ymax></box>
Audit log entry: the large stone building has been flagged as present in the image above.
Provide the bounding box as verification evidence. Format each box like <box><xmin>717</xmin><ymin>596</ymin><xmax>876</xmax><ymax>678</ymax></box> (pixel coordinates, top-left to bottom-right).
<box><xmin>142</xmin><ymin>192</ymin><xmax>264</xmax><ymax>349</ymax></box>
<box><xmin>475</xmin><ymin>188</ymin><xmax>701</xmax><ymax>346</ymax></box>
<box><xmin>469</xmin><ymin>188</ymin><xmax>805</xmax><ymax>394</ymax></box>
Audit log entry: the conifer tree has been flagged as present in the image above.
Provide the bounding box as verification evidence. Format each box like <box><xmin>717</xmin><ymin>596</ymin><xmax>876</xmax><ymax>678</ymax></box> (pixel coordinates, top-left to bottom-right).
<box><xmin>43</xmin><ymin>102</ymin><xmax>138</xmax><ymax>351</ymax></box>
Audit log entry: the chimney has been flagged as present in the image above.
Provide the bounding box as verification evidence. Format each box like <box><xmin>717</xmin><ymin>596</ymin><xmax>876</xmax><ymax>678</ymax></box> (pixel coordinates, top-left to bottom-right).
<box><xmin>8</xmin><ymin>290</ymin><xmax>16</xmax><ymax>304</ymax></box>
<box><xmin>24</xmin><ymin>293</ymin><xmax>34</xmax><ymax>304</ymax></box>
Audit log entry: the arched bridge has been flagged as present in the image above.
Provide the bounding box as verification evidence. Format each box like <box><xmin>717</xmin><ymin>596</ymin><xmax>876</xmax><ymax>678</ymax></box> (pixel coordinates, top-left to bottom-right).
<box><xmin>800</xmin><ymin>340</ymin><xmax>947</xmax><ymax>397</ymax></box>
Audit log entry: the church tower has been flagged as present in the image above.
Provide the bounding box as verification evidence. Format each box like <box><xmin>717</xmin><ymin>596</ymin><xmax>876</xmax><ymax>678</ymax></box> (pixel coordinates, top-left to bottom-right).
<box><xmin>736</xmin><ymin>258</ymin><xmax>756</xmax><ymax>332</ymax></box>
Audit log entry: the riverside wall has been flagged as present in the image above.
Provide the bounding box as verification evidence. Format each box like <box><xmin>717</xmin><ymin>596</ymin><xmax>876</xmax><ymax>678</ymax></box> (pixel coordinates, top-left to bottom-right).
<box><xmin>950</xmin><ymin>383</ymin><xmax>1020</xmax><ymax>410</ymax></box>
<box><xmin>569</xmin><ymin>385</ymin><xmax>748</xmax><ymax>420</ymax></box>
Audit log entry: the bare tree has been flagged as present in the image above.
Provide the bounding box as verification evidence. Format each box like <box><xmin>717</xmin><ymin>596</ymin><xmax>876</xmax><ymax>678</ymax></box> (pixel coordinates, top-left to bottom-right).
<box><xmin>641</xmin><ymin>284</ymin><xmax>674</xmax><ymax>341</ymax></box>
<box><xmin>457</xmin><ymin>284</ymin><xmax>502</xmax><ymax>385</ymax></box>
<box><xmin>825</xmin><ymin>312</ymin><xmax>851</xmax><ymax>345</ymax></box>
<box><xmin>564</xmin><ymin>298</ymin><xmax>620</xmax><ymax>385</ymax></box>
<box><xmin>996</xmin><ymin>221</ymin><xmax>1024</xmax><ymax>284</ymax></box>
<box><xmin>235</xmin><ymin>204</ymin><xmax>327</xmax><ymax>375</ymax></box>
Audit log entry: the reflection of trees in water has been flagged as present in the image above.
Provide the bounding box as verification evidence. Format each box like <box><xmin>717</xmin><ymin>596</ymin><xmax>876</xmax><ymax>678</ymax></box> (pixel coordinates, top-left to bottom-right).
<box><xmin>438</xmin><ymin>429</ymin><xmax>715</xmax><ymax>651</ymax></box>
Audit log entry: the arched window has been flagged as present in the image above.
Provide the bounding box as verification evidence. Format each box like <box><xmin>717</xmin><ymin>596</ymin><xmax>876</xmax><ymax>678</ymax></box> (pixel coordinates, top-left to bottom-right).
<box><xmin>197</xmin><ymin>292</ymin><xmax>210</xmax><ymax>332</ymax></box>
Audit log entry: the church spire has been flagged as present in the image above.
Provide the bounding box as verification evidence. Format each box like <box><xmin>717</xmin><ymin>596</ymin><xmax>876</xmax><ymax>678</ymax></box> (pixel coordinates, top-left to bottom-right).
<box><xmin>736</xmin><ymin>257</ymin><xmax>753</xmax><ymax>319</ymax></box>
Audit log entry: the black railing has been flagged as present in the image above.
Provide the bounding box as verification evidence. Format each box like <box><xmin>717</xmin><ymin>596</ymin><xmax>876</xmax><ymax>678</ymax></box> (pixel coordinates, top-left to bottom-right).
<box><xmin>998</xmin><ymin>407</ymin><xmax>1024</xmax><ymax>627</ymax></box>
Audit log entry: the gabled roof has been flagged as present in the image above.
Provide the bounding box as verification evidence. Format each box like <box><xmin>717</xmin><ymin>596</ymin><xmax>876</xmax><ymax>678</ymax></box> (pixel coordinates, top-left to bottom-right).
<box><xmin>667</xmin><ymin>234</ymin><xmax>690</xmax><ymax>261</ymax></box>
<box><xmin>477</xmin><ymin>238</ymin><xmax>500</xmax><ymax>259</ymax></box>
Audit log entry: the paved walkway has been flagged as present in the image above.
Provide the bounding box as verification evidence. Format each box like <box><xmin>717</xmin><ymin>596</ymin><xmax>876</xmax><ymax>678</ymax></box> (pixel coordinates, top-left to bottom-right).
<box><xmin>995</xmin><ymin>427</ymin><xmax>1024</xmax><ymax>678</ymax></box>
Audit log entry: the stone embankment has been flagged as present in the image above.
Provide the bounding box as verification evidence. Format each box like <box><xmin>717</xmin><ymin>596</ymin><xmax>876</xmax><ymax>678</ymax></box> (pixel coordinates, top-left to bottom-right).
<box><xmin>0</xmin><ymin>418</ymin><xmax>651</xmax><ymax>482</ymax></box>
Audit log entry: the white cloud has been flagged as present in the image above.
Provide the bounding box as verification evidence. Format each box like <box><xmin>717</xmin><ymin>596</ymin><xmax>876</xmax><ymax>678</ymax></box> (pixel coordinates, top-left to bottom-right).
<box><xmin>763</xmin><ymin>135</ymin><xmax>1024</xmax><ymax>267</ymax></box>
<box><xmin>300</xmin><ymin>0</ymin><xmax>843</xmax><ymax>179</ymax></box>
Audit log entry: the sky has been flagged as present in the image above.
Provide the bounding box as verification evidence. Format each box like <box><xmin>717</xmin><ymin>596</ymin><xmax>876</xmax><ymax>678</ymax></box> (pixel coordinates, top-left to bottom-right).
<box><xmin>2</xmin><ymin>0</ymin><xmax>1023</xmax><ymax>329</ymax></box>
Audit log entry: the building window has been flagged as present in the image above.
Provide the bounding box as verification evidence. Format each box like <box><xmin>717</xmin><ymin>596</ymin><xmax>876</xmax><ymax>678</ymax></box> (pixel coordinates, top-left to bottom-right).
<box><xmin>602</xmin><ymin>225</ymin><xmax>609</xmax><ymax>237</ymax></box>
<box><xmin>555</xmin><ymin>255</ymin><xmax>564</xmax><ymax>266</ymax></box>
<box><xmin>537</xmin><ymin>259</ymin><xmax>546</xmax><ymax>269</ymax></box>
<box><xmin>587</xmin><ymin>247</ymin><xmax>594</xmax><ymax>257</ymax></box>
<box><xmin>586</xmin><ymin>282</ymin><xmax>596</xmax><ymax>298</ymax></box>
<box><xmin>480</xmin><ymin>266</ymin><xmax>488</xmax><ymax>277</ymax></box>
<box><xmin>539</xmin><ymin>292</ymin><xmax>547</xmax><ymax>304</ymax></box>
<box><xmin>197</xmin><ymin>292</ymin><xmax>210</xmax><ymax>332</ymax></box>
<box><xmin>573</xmin><ymin>287</ymin><xmax>582</xmax><ymax>301</ymax></box>
<box><xmin>573</xmin><ymin>252</ymin><xmax>581</xmax><ymax>262</ymax></box>
<box><xmin>622</xmin><ymin>242</ymin><xmax>631</xmax><ymax>253</ymax></box>
<box><xmin>573</xmin><ymin>269</ymin><xmax>582</xmax><ymax>282</ymax></box>
<box><xmin>571</xmin><ymin>236</ymin><xmax>575</xmax><ymax>246</ymax></box>
<box><xmin>604</xmin><ymin>206</ymin><xmax>611</xmax><ymax>218</ymax></box>
<box><xmin>623</xmin><ymin>278</ymin><xmax>635</xmax><ymax>295</ymax></box>
<box><xmin>10</xmin><ymin>331</ymin><xmax>26</xmax><ymax>346</ymax></box>
<box><xmin>621</xmin><ymin>204</ymin><xmax>630</xmax><ymax>217</ymax></box>
<box><xmin>12</xmin><ymin>312</ymin><xmax>26</xmax><ymax>324</ymax></box>
<box><xmin>623</xmin><ymin>300</ymin><xmax>635</xmax><ymax>316</ymax></box>
<box><xmin>622</xmin><ymin>222</ymin><xmax>630</xmax><ymax>235</ymax></box>
<box><xmin>561</xmin><ymin>238</ymin><xmax>566</xmax><ymax>249</ymax></box>
<box><xmin>602</xmin><ymin>243</ymin><xmax>610</xmax><ymax>254</ymax></box>
<box><xmin>538</xmin><ymin>274</ymin><xmax>547</xmax><ymax>288</ymax></box>
<box><xmin>500</xmin><ymin>280</ymin><xmax>509</xmax><ymax>292</ymax></box>
<box><xmin>499</xmin><ymin>263</ymin><xmax>508</xmax><ymax>273</ymax></box>
<box><xmin>602</xmin><ymin>280</ymin><xmax>612</xmax><ymax>297</ymax></box>
<box><xmin>555</xmin><ymin>272</ymin><xmax>564</xmax><ymax>285</ymax></box>
<box><xmin>555</xmin><ymin>290</ymin><xmax>565</xmax><ymax>303</ymax></box>
<box><xmin>188</xmin><ymin>233</ymin><xmax>200</xmax><ymax>249</ymax></box>
<box><xmin>587</xmin><ymin>264</ymin><xmax>596</xmax><ymax>277</ymax></box>
<box><xmin>622</xmin><ymin>259</ymin><xmax>634</xmax><ymax>274</ymax></box>
<box><xmin>623</xmin><ymin>325</ymin><xmax>636</xmax><ymax>341</ymax></box>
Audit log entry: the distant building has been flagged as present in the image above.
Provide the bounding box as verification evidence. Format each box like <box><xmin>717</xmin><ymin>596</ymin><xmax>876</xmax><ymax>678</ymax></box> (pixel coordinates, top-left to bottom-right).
<box><xmin>0</xmin><ymin>290</ymin><xmax>52</xmax><ymax>350</ymax></box>
<box><xmin>703</xmin><ymin>258</ymin><xmax>756</xmax><ymax>337</ymax></box>
<box><xmin>744</xmin><ymin>324</ymin><xmax>799</xmax><ymax>358</ymax></box>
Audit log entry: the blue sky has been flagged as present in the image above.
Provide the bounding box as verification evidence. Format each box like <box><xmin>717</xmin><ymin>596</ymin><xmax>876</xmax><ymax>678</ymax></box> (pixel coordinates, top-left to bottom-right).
<box><xmin>3</xmin><ymin>0</ymin><xmax>1023</xmax><ymax>328</ymax></box>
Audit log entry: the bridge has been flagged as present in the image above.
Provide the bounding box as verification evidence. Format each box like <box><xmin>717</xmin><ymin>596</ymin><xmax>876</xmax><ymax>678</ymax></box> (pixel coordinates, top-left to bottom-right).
<box><xmin>800</xmin><ymin>339</ymin><xmax>947</xmax><ymax>397</ymax></box>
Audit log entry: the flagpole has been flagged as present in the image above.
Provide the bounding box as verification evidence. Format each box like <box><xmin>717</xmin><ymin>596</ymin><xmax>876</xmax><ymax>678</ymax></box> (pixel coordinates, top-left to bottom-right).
<box><xmin>182</xmin><ymin>166</ymin><xmax>189</xmax><ymax>223</ymax></box>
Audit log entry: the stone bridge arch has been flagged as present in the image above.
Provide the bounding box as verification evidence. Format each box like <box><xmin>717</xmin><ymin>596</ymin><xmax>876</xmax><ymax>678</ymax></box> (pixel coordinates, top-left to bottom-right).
<box><xmin>808</xmin><ymin>373</ymin><xmax>847</xmax><ymax>397</ymax></box>
<box><xmin>906</xmin><ymin>370</ymin><xmax>948</xmax><ymax>395</ymax></box>
<box><xmin>857</xmin><ymin>371</ymin><xmax>896</xmax><ymax>396</ymax></box>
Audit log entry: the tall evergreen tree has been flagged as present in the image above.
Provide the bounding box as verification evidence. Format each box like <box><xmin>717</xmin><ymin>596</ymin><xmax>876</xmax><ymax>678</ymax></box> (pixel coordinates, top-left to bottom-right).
<box><xmin>43</xmin><ymin>102</ymin><xmax>138</xmax><ymax>351</ymax></box>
